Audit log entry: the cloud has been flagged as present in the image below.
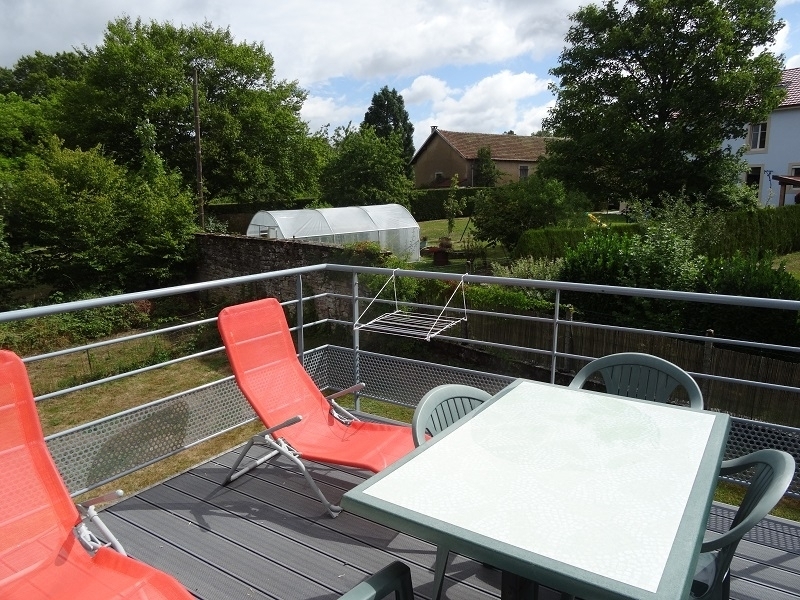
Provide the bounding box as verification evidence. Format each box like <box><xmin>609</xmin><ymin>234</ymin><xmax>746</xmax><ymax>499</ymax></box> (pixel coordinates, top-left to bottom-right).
<box><xmin>787</xmin><ymin>54</ymin><xmax>800</xmax><ymax>68</ymax></box>
<box><xmin>300</xmin><ymin>95</ymin><xmax>364</xmax><ymax>134</ymax></box>
<box><xmin>406</xmin><ymin>70</ymin><xmax>553</xmax><ymax>148</ymax></box>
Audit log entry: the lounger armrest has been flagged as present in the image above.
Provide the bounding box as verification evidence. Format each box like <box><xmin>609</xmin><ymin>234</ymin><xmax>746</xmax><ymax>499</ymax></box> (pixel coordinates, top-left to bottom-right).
<box><xmin>326</xmin><ymin>383</ymin><xmax>365</xmax><ymax>425</ymax></box>
<box><xmin>264</xmin><ymin>415</ymin><xmax>303</xmax><ymax>436</ymax></box>
<box><xmin>326</xmin><ymin>382</ymin><xmax>366</xmax><ymax>401</ymax></box>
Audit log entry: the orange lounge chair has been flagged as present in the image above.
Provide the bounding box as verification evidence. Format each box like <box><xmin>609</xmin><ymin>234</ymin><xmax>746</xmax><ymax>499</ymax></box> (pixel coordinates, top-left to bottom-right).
<box><xmin>217</xmin><ymin>298</ymin><xmax>415</xmax><ymax>517</ymax></box>
<box><xmin>0</xmin><ymin>350</ymin><xmax>195</xmax><ymax>600</ymax></box>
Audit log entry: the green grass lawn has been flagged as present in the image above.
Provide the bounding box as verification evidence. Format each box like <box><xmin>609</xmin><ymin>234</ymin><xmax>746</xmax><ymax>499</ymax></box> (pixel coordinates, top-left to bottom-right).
<box><xmin>778</xmin><ymin>252</ymin><xmax>800</xmax><ymax>278</ymax></box>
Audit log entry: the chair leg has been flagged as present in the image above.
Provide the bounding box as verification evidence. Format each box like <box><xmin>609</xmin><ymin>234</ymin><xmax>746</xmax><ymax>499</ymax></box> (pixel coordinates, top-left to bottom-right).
<box><xmin>267</xmin><ymin>439</ymin><xmax>342</xmax><ymax>518</ymax></box>
<box><xmin>339</xmin><ymin>561</ymin><xmax>414</xmax><ymax>600</ymax></box>
<box><xmin>431</xmin><ymin>546</ymin><xmax>450</xmax><ymax>600</ymax></box>
<box><xmin>225</xmin><ymin>434</ymin><xmax>342</xmax><ymax>518</ymax></box>
<box><xmin>225</xmin><ymin>435</ymin><xmax>281</xmax><ymax>483</ymax></box>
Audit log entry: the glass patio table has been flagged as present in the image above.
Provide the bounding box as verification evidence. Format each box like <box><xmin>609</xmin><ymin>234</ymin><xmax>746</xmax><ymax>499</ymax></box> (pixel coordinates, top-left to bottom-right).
<box><xmin>341</xmin><ymin>379</ymin><xmax>731</xmax><ymax>600</ymax></box>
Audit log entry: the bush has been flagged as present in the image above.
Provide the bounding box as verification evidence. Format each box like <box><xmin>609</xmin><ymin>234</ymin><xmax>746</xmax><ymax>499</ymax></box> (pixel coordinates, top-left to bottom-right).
<box><xmin>472</xmin><ymin>175</ymin><xmax>591</xmax><ymax>251</ymax></box>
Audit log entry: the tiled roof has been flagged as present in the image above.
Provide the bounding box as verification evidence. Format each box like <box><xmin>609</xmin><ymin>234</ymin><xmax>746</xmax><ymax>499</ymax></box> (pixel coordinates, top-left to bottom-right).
<box><xmin>429</xmin><ymin>130</ymin><xmax>548</xmax><ymax>161</ymax></box>
<box><xmin>780</xmin><ymin>67</ymin><xmax>800</xmax><ymax>107</ymax></box>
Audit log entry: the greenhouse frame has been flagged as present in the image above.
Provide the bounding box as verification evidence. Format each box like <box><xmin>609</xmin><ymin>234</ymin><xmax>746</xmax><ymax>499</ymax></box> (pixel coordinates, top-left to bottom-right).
<box><xmin>246</xmin><ymin>204</ymin><xmax>421</xmax><ymax>261</ymax></box>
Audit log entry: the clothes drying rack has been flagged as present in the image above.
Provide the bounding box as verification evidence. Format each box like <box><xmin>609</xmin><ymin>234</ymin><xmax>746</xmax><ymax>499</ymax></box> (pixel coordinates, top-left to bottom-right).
<box><xmin>354</xmin><ymin>271</ymin><xmax>467</xmax><ymax>341</ymax></box>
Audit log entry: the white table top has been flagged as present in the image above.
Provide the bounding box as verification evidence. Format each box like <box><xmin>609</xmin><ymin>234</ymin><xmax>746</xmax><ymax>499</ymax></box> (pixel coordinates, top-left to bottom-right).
<box><xmin>342</xmin><ymin>379</ymin><xmax>730</xmax><ymax>600</ymax></box>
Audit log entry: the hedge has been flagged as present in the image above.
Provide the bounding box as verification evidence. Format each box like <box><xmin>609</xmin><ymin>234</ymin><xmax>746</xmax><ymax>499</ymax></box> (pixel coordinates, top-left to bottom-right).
<box><xmin>698</xmin><ymin>204</ymin><xmax>800</xmax><ymax>258</ymax></box>
<box><xmin>513</xmin><ymin>223</ymin><xmax>642</xmax><ymax>259</ymax></box>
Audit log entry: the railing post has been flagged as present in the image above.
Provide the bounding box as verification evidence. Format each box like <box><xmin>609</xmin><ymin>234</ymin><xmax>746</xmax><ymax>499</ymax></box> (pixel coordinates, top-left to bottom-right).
<box><xmin>296</xmin><ymin>275</ymin><xmax>304</xmax><ymax>359</ymax></box>
<box><xmin>703</xmin><ymin>328</ymin><xmax>714</xmax><ymax>401</ymax></box>
<box><xmin>352</xmin><ymin>271</ymin><xmax>361</xmax><ymax>412</ymax></box>
<box><xmin>550</xmin><ymin>289</ymin><xmax>560</xmax><ymax>384</ymax></box>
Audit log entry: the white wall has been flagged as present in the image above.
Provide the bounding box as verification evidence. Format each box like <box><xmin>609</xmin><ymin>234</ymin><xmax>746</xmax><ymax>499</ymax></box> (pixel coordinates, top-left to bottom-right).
<box><xmin>725</xmin><ymin>106</ymin><xmax>800</xmax><ymax>206</ymax></box>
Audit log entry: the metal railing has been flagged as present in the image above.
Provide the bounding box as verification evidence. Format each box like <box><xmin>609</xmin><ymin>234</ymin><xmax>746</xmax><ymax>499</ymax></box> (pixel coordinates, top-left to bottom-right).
<box><xmin>3</xmin><ymin>263</ymin><xmax>799</xmax><ymax>497</ymax></box>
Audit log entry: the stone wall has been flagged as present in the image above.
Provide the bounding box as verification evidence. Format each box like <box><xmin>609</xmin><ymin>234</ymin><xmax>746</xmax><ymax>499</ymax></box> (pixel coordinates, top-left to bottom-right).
<box><xmin>195</xmin><ymin>233</ymin><xmax>353</xmax><ymax>321</ymax></box>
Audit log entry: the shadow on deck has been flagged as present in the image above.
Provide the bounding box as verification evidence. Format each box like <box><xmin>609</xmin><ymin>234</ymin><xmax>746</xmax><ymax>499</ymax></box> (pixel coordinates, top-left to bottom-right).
<box><xmin>102</xmin><ymin>445</ymin><xmax>800</xmax><ymax>600</ymax></box>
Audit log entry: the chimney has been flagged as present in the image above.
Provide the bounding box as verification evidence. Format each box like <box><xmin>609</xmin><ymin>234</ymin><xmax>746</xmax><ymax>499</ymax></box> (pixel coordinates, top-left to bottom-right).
<box><xmin>431</xmin><ymin>125</ymin><xmax>438</xmax><ymax>133</ymax></box>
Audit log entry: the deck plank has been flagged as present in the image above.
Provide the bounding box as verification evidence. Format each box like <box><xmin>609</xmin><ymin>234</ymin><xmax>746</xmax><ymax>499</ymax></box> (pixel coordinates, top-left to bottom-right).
<box><xmin>102</xmin><ymin>451</ymin><xmax>800</xmax><ymax>600</ymax></box>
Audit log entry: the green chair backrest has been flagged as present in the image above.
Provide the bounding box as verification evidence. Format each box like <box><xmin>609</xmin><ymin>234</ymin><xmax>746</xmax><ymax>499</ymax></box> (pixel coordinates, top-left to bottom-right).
<box><xmin>569</xmin><ymin>352</ymin><xmax>704</xmax><ymax>410</ymax></box>
<box><xmin>412</xmin><ymin>384</ymin><xmax>492</xmax><ymax>446</ymax></box>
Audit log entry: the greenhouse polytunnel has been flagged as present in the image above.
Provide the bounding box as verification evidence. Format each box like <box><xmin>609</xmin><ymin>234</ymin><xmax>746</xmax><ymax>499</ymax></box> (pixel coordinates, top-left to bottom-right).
<box><xmin>246</xmin><ymin>204</ymin><xmax>421</xmax><ymax>261</ymax></box>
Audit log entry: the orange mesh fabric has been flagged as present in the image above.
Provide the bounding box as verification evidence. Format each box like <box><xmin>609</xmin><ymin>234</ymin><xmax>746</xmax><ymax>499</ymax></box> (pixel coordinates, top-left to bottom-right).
<box><xmin>218</xmin><ymin>298</ymin><xmax>415</xmax><ymax>472</ymax></box>
<box><xmin>0</xmin><ymin>350</ymin><xmax>194</xmax><ymax>599</ymax></box>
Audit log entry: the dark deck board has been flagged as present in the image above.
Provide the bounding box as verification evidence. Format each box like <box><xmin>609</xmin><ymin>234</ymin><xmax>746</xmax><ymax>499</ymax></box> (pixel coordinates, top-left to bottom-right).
<box><xmin>102</xmin><ymin>450</ymin><xmax>800</xmax><ymax>600</ymax></box>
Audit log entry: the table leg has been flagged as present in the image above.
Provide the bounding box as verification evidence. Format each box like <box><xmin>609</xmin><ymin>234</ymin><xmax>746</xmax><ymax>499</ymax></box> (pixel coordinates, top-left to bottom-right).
<box><xmin>500</xmin><ymin>571</ymin><xmax>540</xmax><ymax>600</ymax></box>
<box><xmin>431</xmin><ymin>546</ymin><xmax>450</xmax><ymax>600</ymax></box>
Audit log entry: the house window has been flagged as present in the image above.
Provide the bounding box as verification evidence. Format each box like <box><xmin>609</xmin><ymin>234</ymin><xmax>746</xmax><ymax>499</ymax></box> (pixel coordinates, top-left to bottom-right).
<box><xmin>519</xmin><ymin>165</ymin><xmax>529</xmax><ymax>180</ymax></box>
<box><xmin>791</xmin><ymin>165</ymin><xmax>800</xmax><ymax>190</ymax></box>
<box><xmin>749</xmin><ymin>123</ymin><xmax>767</xmax><ymax>150</ymax></box>
<box><xmin>746</xmin><ymin>166</ymin><xmax>762</xmax><ymax>189</ymax></box>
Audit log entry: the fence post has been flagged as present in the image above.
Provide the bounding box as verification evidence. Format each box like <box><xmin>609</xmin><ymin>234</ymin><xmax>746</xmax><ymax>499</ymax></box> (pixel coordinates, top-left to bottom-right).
<box><xmin>703</xmin><ymin>329</ymin><xmax>714</xmax><ymax>401</ymax></box>
<box><xmin>550</xmin><ymin>289</ymin><xmax>561</xmax><ymax>384</ymax></box>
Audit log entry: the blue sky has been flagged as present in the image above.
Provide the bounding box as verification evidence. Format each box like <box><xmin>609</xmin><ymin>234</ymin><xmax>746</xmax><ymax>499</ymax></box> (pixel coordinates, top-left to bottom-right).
<box><xmin>2</xmin><ymin>0</ymin><xmax>799</xmax><ymax>152</ymax></box>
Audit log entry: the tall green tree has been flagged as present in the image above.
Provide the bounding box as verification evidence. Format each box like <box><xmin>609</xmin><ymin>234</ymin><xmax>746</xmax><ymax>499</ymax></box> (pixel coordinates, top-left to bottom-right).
<box><xmin>319</xmin><ymin>126</ymin><xmax>412</xmax><ymax>207</ymax></box>
<box><xmin>539</xmin><ymin>0</ymin><xmax>786</xmax><ymax>208</ymax></box>
<box><xmin>0</xmin><ymin>50</ymin><xmax>87</xmax><ymax>99</ymax></box>
<box><xmin>473</xmin><ymin>146</ymin><xmax>501</xmax><ymax>187</ymax></box>
<box><xmin>53</xmin><ymin>17</ymin><xmax>319</xmax><ymax>204</ymax></box>
<box><xmin>361</xmin><ymin>86</ymin><xmax>415</xmax><ymax>178</ymax></box>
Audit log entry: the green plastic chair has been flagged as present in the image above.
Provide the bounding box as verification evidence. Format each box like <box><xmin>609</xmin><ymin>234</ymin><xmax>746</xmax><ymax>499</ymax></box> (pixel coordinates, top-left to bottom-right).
<box><xmin>339</xmin><ymin>561</ymin><xmax>414</xmax><ymax>600</ymax></box>
<box><xmin>690</xmin><ymin>449</ymin><xmax>795</xmax><ymax>600</ymax></box>
<box><xmin>412</xmin><ymin>384</ymin><xmax>492</xmax><ymax>600</ymax></box>
<box><xmin>569</xmin><ymin>352</ymin><xmax>704</xmax><ymax>409</ymax></box>
<box><xmin>412</xmin><ymin>384</ymin><xmax>492</xmax><ymax>447</ymax></box>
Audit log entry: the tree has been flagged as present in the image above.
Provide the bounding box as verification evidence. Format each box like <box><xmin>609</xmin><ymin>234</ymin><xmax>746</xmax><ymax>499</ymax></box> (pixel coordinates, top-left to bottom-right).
<box><xmin>539</xmin><ymin>0</ymin><xmax>785</xmax><ymax>208</ymax></box>
<box><xmin>52</xmin><ymin>17</ymin><xmax>319</xmax><ymax>204</ymax></box>
<box><xmin>319</xmin><ymin>126</ymin><xmax>412</xmax><ymax>207</ymax></box>
<box><xmin>444</xmin><ymin>173</ymin><xmax>466</xmax><ymax>235</ymax></box>
<box><xmin>0</xmin><ymin>93</ymin><xmax>52</xmax><ymax>169</ymax></box>
<box><xmin>2</xmin><ymin>137</ymin><xmax>196</xmax><ymax>291</ymax></box>
<box><xmin>0</xmin><ymin>50</ymin><xmax>86</xmax><ymax>99</ymax></box>
<box><xmin>472</xmin><ymin>174</ymin><xmax>590</xmax><ymax>250</ymax></box>
<box><xmin>473</xmin><ymin>146</ymin><xmax>501</xmax><ymax>187</ymax></box>
<box><xmin>361</xmin><ymin>86</ymin><xmax>415</xmax><ymax>178</ymax></box>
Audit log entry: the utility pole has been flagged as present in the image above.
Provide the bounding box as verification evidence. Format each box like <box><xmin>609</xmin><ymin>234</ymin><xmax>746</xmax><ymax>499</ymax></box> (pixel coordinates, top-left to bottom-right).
<box><xmin>193</xmin><ymin>67</ymin><xmax>205</xmax><ymax>229</ymax></box>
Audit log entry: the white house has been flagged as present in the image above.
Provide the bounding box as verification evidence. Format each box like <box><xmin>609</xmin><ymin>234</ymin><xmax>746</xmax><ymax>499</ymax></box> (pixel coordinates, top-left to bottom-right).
<box><xmin>725</xmin><ymin>68</ymin><xmax>800</xmax><ymax>206</ymax></box>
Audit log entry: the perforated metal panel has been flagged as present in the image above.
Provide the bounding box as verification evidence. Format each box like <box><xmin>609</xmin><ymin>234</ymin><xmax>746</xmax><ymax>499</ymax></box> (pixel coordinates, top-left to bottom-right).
<box><xmin>47</xmin><ymin>344</ymin><xmax>800</xmax><ymax>499</ymax></box>
<box><xmin>47</xmin><ymin>378</ymin><xmax>255</xmax><ymax>495</ymax></box>
<box><xmin>304</xmin><ymin>345</ymin><xmax>512</xmax><ymax>407</ymax></box>
<box><xmin>724</xmin><ymin>417</ymin><xmax>800</xmax><ymax>497</ymax></box>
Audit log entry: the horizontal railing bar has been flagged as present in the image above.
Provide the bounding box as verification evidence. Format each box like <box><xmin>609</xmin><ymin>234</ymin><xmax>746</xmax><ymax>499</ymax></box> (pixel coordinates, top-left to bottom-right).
<box><xmin>326</xmin><ymin>265</ymin><xmax>800</xmax><ymax>310</ymax></box>
<box><xmin>24</xmin><ymin>317</ymin><xmax>219</xmax><ymax>363</ymax></box>
<box><xmin>559</xmin><ymin>317</ymin><xmax>800</xmax><ymax>356</ymax></box>
<box><xmin>35</xmin><ymin>347</ymin><xmax>225</xmax><ymax>402</ymax></box>
<box><xmin>0</xmin><ymin>264</ymin><xmax>330</xmax><ymax>323</ymax></box>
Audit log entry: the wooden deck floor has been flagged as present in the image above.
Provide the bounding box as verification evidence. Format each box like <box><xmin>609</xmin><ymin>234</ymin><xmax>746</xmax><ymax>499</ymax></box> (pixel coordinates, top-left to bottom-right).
<box><xmin>102</xmin><ymin>445</ymin><xmax>800</xmax><ymax>600</ymax></box>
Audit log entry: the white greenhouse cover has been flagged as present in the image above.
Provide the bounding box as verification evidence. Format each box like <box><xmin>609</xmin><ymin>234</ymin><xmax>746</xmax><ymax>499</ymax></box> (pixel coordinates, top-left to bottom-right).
<box><xmin>246</xmin><ymin>204</ymin><xmax>421</xmax><ymax>261</ymax></box>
